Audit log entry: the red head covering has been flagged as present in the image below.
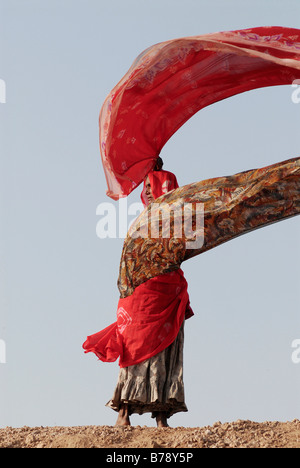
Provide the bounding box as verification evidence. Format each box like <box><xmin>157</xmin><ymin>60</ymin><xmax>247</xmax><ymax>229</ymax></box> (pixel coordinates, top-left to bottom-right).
<box><xmin>141</xmin><ymin>170</ymin><xmax>179</xmax><ymax>207</ymax></box>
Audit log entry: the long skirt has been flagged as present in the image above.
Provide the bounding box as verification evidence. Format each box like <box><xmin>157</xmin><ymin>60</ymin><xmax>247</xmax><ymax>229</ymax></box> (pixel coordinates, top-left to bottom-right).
<box><xmin>106</xmin><ymin>323</ymin><xmax>187</xmax><ymax>419</ymax></box>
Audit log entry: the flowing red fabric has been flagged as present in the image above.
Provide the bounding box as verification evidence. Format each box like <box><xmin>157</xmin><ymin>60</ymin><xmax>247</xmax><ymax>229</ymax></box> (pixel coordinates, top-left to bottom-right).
<box><xmin>99</xmin><ymin>26</ymin><xmax>300</xmax><ymax>200</ymax></box>
<box><xmin>82</xmin><ymin>269</ymin><xmax>193</xmax><ymax>368</ymax></box>
<box><xmin>140</xmin><ymin>170</ymin><xmax>179</xmax><ymax>206</ymax></box>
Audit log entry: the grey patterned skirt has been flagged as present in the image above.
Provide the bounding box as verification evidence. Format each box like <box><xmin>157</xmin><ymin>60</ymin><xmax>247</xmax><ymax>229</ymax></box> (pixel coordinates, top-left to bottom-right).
<box><xmin>106</xmin><ymin>323</ymin><xmax>187</xmax><ymax>419</ymax></box>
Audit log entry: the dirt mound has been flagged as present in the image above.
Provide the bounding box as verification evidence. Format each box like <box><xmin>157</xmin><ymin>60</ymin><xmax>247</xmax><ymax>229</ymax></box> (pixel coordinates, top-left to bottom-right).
<box><xmin>0</xmin><ymin>420</ymin><xmax>299</xmax><ymax>448</ymax></box>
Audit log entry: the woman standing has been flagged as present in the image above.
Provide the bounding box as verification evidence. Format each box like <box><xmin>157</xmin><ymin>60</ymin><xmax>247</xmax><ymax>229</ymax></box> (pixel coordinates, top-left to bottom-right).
<box><xmin>83</xmin><ymin>158</ymin><xmax>194</xmax><ymax>428</ymax></box>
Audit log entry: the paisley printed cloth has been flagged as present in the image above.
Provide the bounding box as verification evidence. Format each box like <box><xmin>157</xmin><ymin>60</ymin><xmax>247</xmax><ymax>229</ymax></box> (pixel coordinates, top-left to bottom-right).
<box><xmin>118</xmin><ymin>157</ymin><xmax>300</xmax><ymax>298</ymax></box>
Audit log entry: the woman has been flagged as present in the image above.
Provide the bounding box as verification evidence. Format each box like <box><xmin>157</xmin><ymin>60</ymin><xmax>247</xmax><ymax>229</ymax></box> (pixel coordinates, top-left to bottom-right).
<box><xmin>105</xmin><ymin>158</ymin><xmax>194</xmax><ymax>427</ymax></box>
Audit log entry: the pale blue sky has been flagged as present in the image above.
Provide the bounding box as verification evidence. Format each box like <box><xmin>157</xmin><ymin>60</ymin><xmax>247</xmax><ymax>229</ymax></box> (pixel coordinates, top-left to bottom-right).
<box><xmin>0</xmin><ymin>0</ymin><xmax>299</xmax><ymax>428</ymax></box>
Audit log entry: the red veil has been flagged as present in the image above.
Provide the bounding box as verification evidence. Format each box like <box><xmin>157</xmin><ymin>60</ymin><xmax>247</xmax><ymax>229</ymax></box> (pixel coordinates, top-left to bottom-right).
<box><xmin>140</xmin><ymin>170</ymin><xmax>179</xmax><ymax>206</ymax></box>
<box><xmin>99</xmin><ymin>27</ymin><xmax>300</xmax><ymax>200</ymax></box>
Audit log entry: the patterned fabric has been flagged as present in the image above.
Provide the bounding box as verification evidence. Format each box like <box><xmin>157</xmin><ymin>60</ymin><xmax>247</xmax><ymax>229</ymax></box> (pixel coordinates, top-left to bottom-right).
<box><xmin>118</xmin><ymin>157</ymin><xmax>300</xmax><ymax>298</ymax></box>
<box><xmin>106</xmin><ymin>323</ymin><xmax>187</xmax><ymax>418</ymax></box>
<box><xmin>99</xmin><ymin>26</ymin><xmax>300</xmax><ymax>200</ymax></box>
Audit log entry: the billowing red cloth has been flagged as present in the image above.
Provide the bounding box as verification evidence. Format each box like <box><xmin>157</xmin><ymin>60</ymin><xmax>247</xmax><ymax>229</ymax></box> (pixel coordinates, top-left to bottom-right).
<box><xmin>99</xmin><ymin>26</ymin><xmax>300</xmax><ymax>200</ymax></box>
<box><xmin>140</xmin><ymin>170</ymin><xmax>179</xmax><ymax>206</ymax></box>
<box><xmin>83</xmin><ymin>269</ymin><xmax>193</xmax><ymax>368</ymax></box>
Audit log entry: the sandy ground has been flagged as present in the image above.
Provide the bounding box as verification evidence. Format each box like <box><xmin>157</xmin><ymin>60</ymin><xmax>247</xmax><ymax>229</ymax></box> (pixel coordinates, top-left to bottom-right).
<box><xmin>0</xmin><ymin>419</ymin><xmax>299</xmax><ymax>448</ymax></box>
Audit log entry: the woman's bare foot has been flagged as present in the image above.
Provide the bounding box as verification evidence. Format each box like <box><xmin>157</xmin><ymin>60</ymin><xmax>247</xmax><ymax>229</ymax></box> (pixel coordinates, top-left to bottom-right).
<box><xmin>156</xmin><ymin>412</ymin><xmax>169</xmax><ymax>428</ymax></box>
<box><xmin>115</xmin><ymin>403</ymin><xmax>131</xmax><ymax>426</ymax></box>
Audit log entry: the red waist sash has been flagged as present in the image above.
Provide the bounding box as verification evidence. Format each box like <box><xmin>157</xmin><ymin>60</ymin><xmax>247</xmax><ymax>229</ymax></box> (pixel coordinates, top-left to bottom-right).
<box><xmin>82</xmin><ymin>269</ymin><xmax>193</xmax><ymax>368</ymax></box>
